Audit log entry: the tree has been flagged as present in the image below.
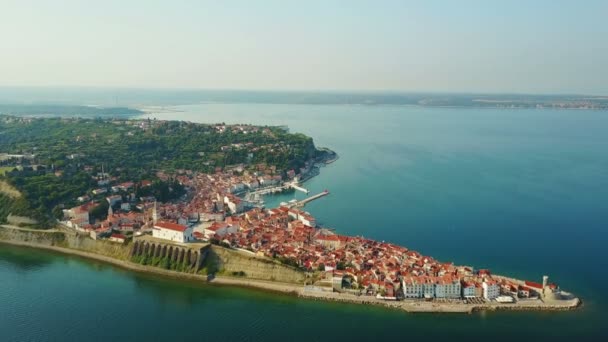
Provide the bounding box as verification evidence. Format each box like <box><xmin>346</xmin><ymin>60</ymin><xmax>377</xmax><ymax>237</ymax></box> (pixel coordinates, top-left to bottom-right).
<box><xmin>89</xmin><ymin>201</ymin><xmax>109</xmax><ymax>222</ymax></box>
<box><xmin>52</xmin><ymin>206</ymin><xmax>64</xmax><ymax>220</ymax></box>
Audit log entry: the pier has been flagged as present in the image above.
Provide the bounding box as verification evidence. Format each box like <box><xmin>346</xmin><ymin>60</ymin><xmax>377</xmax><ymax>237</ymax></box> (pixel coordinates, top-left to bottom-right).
<box><xmin>289</xmin><ymin>183</ymin><xmax>309</xmax><ymax>194</ymax></box>
<box><xmin>289</xmin><ymin>190</ymin><xmax>330</xmax><ymax>208</ymax></box>
<box><xmin>244</xmin><ymin>181</ymin><xmax>310</xmax><ymax>202</ymax></box>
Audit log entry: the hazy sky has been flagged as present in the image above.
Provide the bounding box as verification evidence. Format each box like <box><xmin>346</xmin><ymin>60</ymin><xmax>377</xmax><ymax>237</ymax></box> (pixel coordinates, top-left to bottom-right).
<box><xmin>1</xmin><ymin>0</ymin><xmax>607</xmax><ymax>94</ymax></box>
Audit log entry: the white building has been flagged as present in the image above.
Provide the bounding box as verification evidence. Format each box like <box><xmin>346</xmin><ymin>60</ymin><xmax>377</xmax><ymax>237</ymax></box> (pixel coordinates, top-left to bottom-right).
<box><xmin>63</xmin><ymin>204</ymin><xmax>91</xmax><ymax>224</ymax></box>
<box><xmin>435</xmin><ymin>278</ymin><xmax>461</xmax><ymax>299</ymax></box>
<box><xmin>153</xmin><ymin>221</ymin><xmax>193</xmax><ymax>243</ymax></box>
<box><xmin>224</xmin><ymin>194</ymin><xmax>244</xmax><ymax>214</ymax></box>
<box><xmin>402</xmin><ymin>276</ymin><xmax>462</xmax><ymax>299</ymax></box>
<box><xmin>106</xmin><ymin>195</ymin><xmax>122</xmax><ymax>206</ymax></box>
<box><xmin>422</xmin><ymin>282</ymin><xmax>435</xmax><ymax>299</ymax></box>
<box><xmin>483</xmin><ymin>280</ymin><xmax>500</xmax><ymax>300</ymax></box>
<box><xmin>462</xmin><ymin>281</ymin><xmax>477</xmax><ymax>298</ymax></box>
<box><xmin>402</xmin><ymin>278</ymin><xmax>424</xmax><ymax>298</ymax></box>
<box><xmin>203</xmin><ymin>222</ymin><xmax>237</xmax><ymax>239</ymax></box>
<box><xmin>109</xmin><ymin>233</ymin><xmax>127</xmax><ymax>244</ymax></box>
<box><xmin>288</xmin><ymin>209</ymin><xmax>316</xmax><ymax>227</ymax></box>
<box><xmin>299</xmin><ymin>213</ymin><xmax>316</xmax><ymax>227</ymax></box>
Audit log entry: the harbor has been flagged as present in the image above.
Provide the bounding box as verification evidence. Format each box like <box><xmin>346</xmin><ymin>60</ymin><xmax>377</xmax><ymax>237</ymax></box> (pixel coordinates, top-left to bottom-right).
<box><xmin>244</xmin><ymin>180</ymin><xmax>330</xmax><ymax>209</ymax></box>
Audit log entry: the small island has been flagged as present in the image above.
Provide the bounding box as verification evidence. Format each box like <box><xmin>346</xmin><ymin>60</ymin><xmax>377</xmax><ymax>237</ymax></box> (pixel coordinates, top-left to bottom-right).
<box><xmin>0</xmin><ymin>115</ymin><xmax>579</xmax><ymax>314</ymax></box>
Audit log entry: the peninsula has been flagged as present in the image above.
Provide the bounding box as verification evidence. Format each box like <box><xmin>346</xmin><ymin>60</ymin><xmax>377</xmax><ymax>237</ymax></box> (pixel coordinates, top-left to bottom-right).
<box><xmin>0</xmin><ymin>115</ymin><xmax>579</xmax><ymax>313</ymax></box>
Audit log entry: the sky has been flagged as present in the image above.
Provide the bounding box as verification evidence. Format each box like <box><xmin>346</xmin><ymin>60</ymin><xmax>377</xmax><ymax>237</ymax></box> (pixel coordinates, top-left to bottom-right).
<box><xmin>1</xmin><ymin>0</ymin><xmax>607</xmax><ymax>94</ymax></box>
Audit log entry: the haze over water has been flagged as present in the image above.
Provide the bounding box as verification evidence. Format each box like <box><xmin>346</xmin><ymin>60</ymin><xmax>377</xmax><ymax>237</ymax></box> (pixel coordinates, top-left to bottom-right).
<box><xmin>2</xmin><ymin>103</ymin><xmax>608</xmax><ymax>340</ymax></box>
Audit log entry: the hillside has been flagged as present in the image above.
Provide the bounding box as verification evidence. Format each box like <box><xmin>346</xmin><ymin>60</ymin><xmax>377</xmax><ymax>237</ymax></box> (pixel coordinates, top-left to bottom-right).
<box><xmin>0</xmin><ymin>115</ymin><xmax>324</xmax><ymax>227</ymax></box>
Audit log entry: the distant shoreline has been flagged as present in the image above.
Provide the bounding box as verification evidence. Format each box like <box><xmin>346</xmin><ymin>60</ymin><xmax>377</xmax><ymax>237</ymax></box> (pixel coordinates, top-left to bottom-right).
<box><xmin>135</xmin><ymin>103</ymin><xmax>608</xmax><ymax>114</ymax></box>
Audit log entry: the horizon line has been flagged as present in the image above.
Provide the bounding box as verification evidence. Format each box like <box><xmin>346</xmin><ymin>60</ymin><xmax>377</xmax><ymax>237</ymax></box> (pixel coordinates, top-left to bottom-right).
<box><xmin>0</xmin><ymin>85</ymin><xmax>607</xmax><ymax>98</ymax></box>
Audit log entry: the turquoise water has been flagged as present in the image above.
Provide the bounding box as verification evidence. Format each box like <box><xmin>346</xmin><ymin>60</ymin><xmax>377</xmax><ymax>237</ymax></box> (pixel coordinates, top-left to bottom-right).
<box><xmin>2</xmin><ymin>104</ymin><xmax>608</xmax><ymax>340</ymax></box>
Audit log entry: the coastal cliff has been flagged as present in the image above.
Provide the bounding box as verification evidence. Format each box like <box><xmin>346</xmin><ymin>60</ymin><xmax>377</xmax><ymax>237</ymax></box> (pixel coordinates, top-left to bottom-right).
<box><xmin>209</xmin><ymin>246</ymin><xmax>305</xmax><ymax>283</ymax></box>
<box><xmin>0</xmin><ymin>226</ymin><xmax>131</xmax><ymax>260</ymax></box>
<box><xmin>0</xmin><ymin>226</ymin><xmax>304</xmax><ymax>285</ymax></box>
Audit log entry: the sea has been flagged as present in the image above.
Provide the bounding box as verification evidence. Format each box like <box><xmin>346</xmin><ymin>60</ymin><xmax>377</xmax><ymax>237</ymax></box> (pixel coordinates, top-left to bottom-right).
<box><xmin>1</xmin><ymin>102</ymin><xmax>607</xmax><ymax>340</ymax></box>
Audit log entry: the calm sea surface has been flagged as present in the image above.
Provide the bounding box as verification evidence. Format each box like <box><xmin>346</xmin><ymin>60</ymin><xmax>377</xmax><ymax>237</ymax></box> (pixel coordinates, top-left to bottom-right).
<box><xmin>2</xmin><ymin>104</ymin><xmax>607</xmax><ymax>340</ymax></box>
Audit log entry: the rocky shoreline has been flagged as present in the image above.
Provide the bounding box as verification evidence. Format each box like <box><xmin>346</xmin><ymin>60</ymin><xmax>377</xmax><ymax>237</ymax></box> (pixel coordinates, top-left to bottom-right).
<box><xmin>0</xmin><ymin>231</ymin><xmax>581</xmax><ymax>315</ymax></box>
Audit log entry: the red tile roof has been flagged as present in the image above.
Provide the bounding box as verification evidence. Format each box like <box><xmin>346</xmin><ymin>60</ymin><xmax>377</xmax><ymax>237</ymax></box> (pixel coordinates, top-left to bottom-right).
<box><xmin>525</xmin><ymin>280</ymin><xmax>543</xmax><ymax>289</ymax></box>
<box><xmin>154</xmin><ymin>221</ymin><xmax>188</xmax><ymax>232</ymax></box>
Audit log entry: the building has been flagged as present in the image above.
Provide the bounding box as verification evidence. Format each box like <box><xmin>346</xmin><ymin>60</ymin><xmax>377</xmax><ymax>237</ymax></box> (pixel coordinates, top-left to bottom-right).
<box><xmin>288</xmin><ymin>209</ymin><xmax>317</xmax><ymax>227</ymax></box>
<box><xmin>299</xmin><ymin>213</ymin><xmax>316</xmax><ymax>227</ymax></box>
<box><xmin>316</xmin><ymin>234</ymin><xmax>342</xmax><ymax>249</ymax></box>
<box><xmin>63</xmin><ymin>203</ymin><xmax>92</xmax><ymax>224</ymax></box>
<box><xmin>109</xmin><ymin>233</ymin><xmax>127</xmax><ymax>244</ymax></box>
<box><xmin>482</xmin><ymin>280</ymin><xmax>500</xmax><ymax>300</ymax></box>
<box><xmin>402</xmin><ymin>277</ymin><xmax>424</xmax><ymax>298</ymax></box>
<box><xmin>462</xmin><ymin>281</ymin><xmax>477</xmax><ymax>298</ymax></box>
<box><xmin>106</xmin><ymin>195</ymin><xmax>122</xmax><ymax>207</ymax></box>
<box><xmin>203</xmin><ymin>222</ymin><xmax>237</xmax><ymax>239</ymax></box>
<box><xmin>435</xmin><ymin>277</ymin><xmax>461</xmax><ymax>299</ymax></box>
<box><xmin>92</xmin><ymin>188</ymin><xmax>107</xmax><ymax>195</ymax></box>
<box><xmin>224</xmin><ymin>194</ymin><xmax>244</xmax><ymax>214</ymax></box>
<box><xmin>153</xmin><ymin>221</ymin><xmax>193</xmax><ymax>243</ymax></box>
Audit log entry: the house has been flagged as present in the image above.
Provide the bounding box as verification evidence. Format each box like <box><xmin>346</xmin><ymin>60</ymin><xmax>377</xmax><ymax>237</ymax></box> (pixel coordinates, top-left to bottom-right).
<box><xmin>299</xmin><ymin>213</ymin><xmax>316</xmax><ymax>227</ymax></box>
<box><xmin>224</xmin><ymin>194</ymin><xmax>244</xmax><ymax>214</ymax></box>
<box><xmin>518</xmin><ymin>286</ymin><xmax>532</xmax><ymax>298</ymax></box>
<box><xmin>113</xmin><ymin>182</ymin><xmax>134</xmax><ymax>192</ymax></box>
<box><xmin>259</xmin><ymin>175</ymin><xmax>279</xmax><ymax>186</ymax></box>
<box><xmin>109</xmin><ymin>233</ymin><xmax>127</xmax><ymax>244</ymax></box>
<box><xmin>204</xmin><ymin>222</ymin><xmax>237</xmax><ymax>239</ymax></box>
<box><xmin>106</xmin><ymin>195</ymin><xmax>122</xmax><ymax>206</ymax></box>
<box><xmin>153</xmin><ymin>221</ymin><xmax>193</xmax><ymax>243</ymax></box>
<box><xmin>63</xmin><ymin>204</ymin><xmax>92</xmax><ymax>224</ymax></box>
<box><xmin>482</xmin><ymin>280</ymin><xmax>500</xmax><ymax>300</ymax></box>
<box><xmin>316</xmin><ymin>234</ymin><xmax>342</xmax><ymax>249</ymax></box>
<box><xmin>435</xmin><ymin>277</ymin><xmax>461</xmax><ymax>299</ymax></box>
<box><xmin>92</xmin><ymin>188</ymin><xmax>107</xmax><ymax>195</ymax></box>
<box><xmin>287</xmin><ymin>209</ymin><xmax>316</xmax><ymax>227</ymax></box>
<box><xmin>462</xmin><ymin>281</ymin><xmax>477</xmax><ymax>298</ymax></box>
<box><xmin>402</xmin><ymin>277</ymin><xmax>424</xmax><ymax>298</ymax></box>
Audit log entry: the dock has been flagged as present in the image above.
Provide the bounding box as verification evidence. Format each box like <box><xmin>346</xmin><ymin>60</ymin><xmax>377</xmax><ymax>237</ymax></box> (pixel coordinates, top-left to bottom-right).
<box><xmin>290</xmin><ymin>183</ymin><xmax>309</xmax><ymax>194</ymax></box>
<box><xmin>244</xmin><ymin>181</ymin><xmax>310</xmax><ymax>202</ymax></box>
<box><xmin>289</xmin><ymin>190</ymin><xmax>330</xmax><ymax>208</ymax></box>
